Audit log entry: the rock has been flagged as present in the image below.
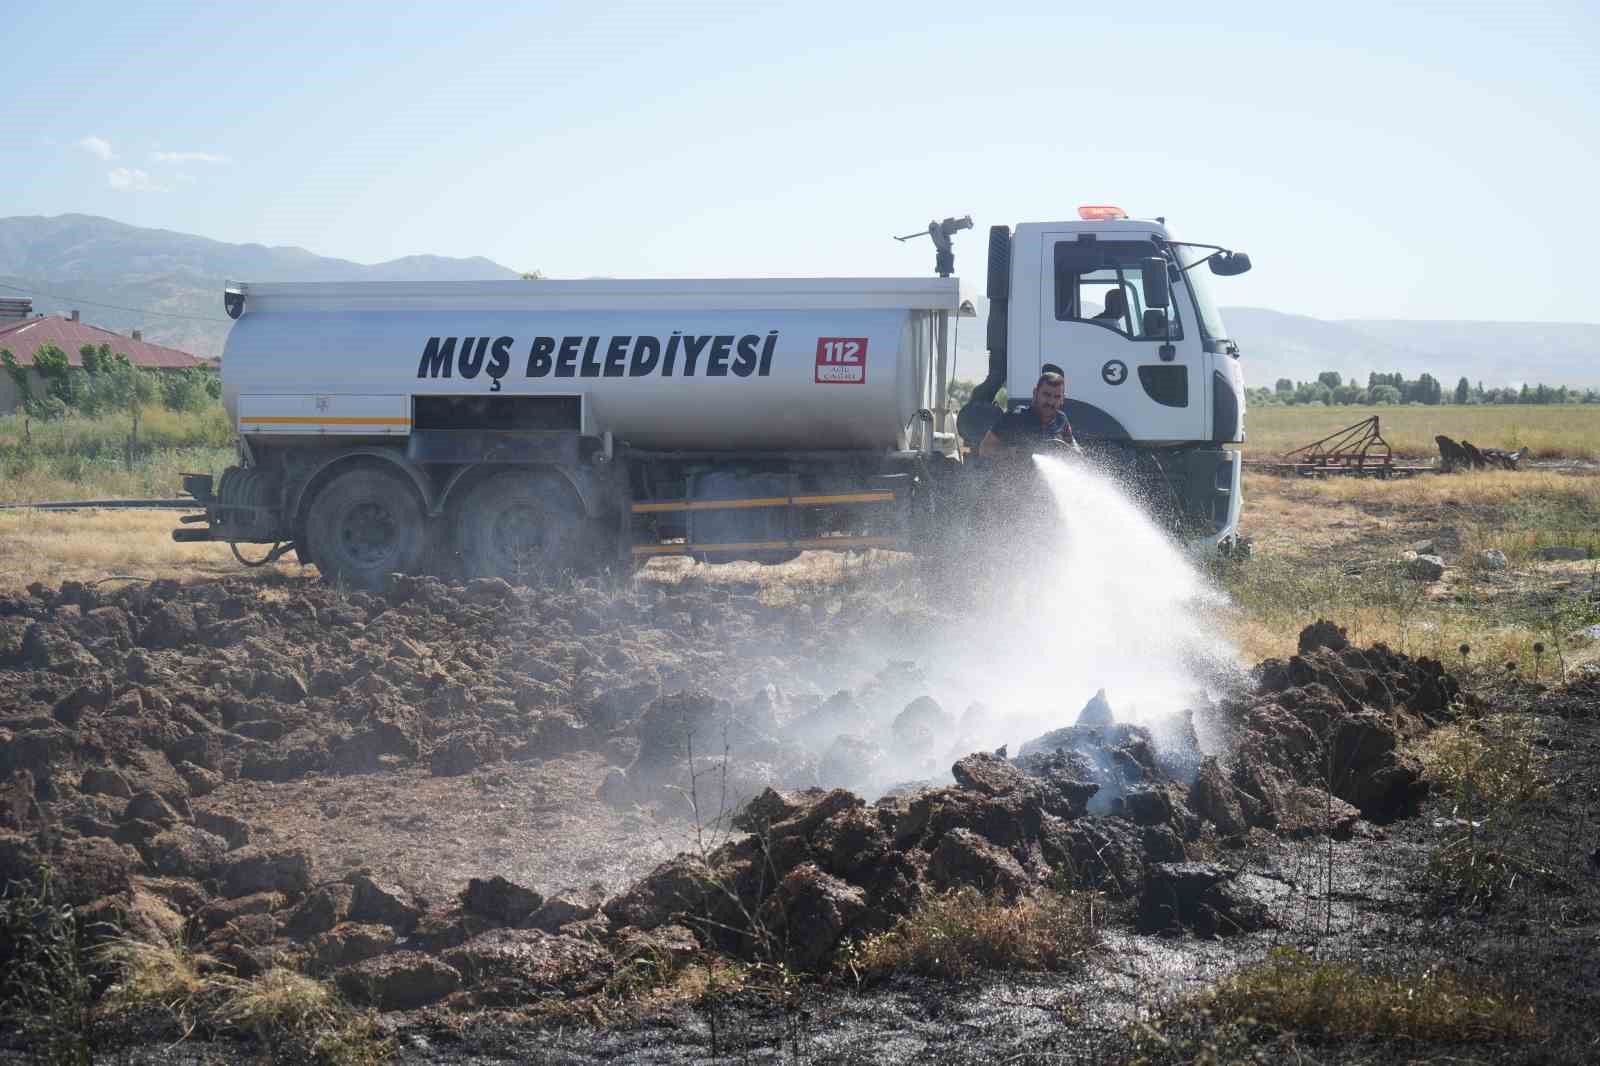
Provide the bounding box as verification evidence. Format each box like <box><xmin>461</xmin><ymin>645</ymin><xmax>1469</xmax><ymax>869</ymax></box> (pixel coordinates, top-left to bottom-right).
<box><xmin>220</xmin><ymin>846</ymin><xmax>315</xmax><ymax>899</ymax></box>
<box><xmin>525</xmin><ymin>895</ymin><xmax>597</xmax><ymax>933</ymax></box>
<box><xmin>633</xmin><ymin>689</ymin><xmax>730</xmax><ymax>774</ymax></box>
<box><xmin>336</xmin><ymin>951</ymin><xmax>462</xmax><ymax>1010</ymax></box>
<box><xmin>1337</xmin><ymin>750</ymin><xmax>1427</xmax><ymax>822</ymax></box>
<box><xmin>442</xmin><ymin>928</ymin><xmax>609</xmax><ymax>994</ymax></box>
<box><xmin>1297</xmin><ymin>620</ymin><xmax>1350</xmax><ymax>655</ymax></box>
<box><xmin>1189</xmin><ymin>757</ymin><xmax>1247</xmax><ymax>837</ymax></box>
<box><xmin>175</xmin><ymin>762</ymin><xmax>223</xmax><ymax>798</ymax></box>
<box><xmin>138</xmin><ymin>876</ymin><xmax>210</xmax><ymax>915</ymax></box>
<box><xmin>603</xmin><ymin>855</ymin><xmax>715</xmax><ymax>931</ymax></box>
<box><xmin>1477</xmin><ymin>549</ymin><xmax>1508</xmax><ymax>571</ymax></box>
<box><xmin>429</xmin><ymin>732</ymin><xmax>500</xmax><ymax>777</ymax></box>
<box><xmin>309</xmin><ymin>922</ymin><xmax>396</xmax><ymax>973</ymax></box>
<box><xmin>890</xmin><ymin>696</ymin><xmax>953</xmax><ymax>751</ymax></box>
<box><xmin>463</xmin><ymin>577</ymin><xmax>517</xmax><ymax>603</ymax></box>
<box><xmin>818</xmin><ymin>734</ymin><xmax>885</xmax><ymax>789</ymax></box>
<box><xmin>614</xmin><ymin>922</ymin><xmax>700</xmax><ymax>969</ymax></box>
<box><xmin>139</xmin><ymin>603</ymin><xmax>197</xmax><ymax>649</ymax></box>
<box><xmin>145</xmin><ymin>826</ymin><xmax>229</xmax><ymax>879</ymax></box>
<box><xmin>81</xmin><ymin>767</ymin><xmax>134</xmax><ymax>799</ymax></box>
<box><xmin>1139</xmin><ymin>862</ymin><xmax>1274</xmax><ymax>936</ymax></box>
<box><xmin>1124</xmin><ymin>786</ymin><xmax>1174</xmax><ymax>827</ymax></box>
<box><xmin>241</xmin><ymin>741</ymin><xmax>330</xmax><ymax>782</ymax></box>
<box><xmin>1039</xmin><ymin>817</ymin><xmax>1145</xmax><ymax>896</ymax></box>
<box><xmin>1537</xmin><ymin>545</ymin><xmax>1588</xmax><ymax>561</ymax></box>
<box><xmin>348</xmin><ymin>874</ymin><xmax>423</xmax><ymax>935</ymax></box>
<box><xmin>333</xmin><ymin>722</ymin><xmax>419</xmax><ymax>774</ymax></box>
<box><xmin>461</xmin><ymin>875</ymin><xmax>542</xmax><ymax>925</ymax></box>
<box><xmin>122</xmin><ymin>790</ymin><xmax>182</xmax><ymax>827</ymax></box>
<box><xmin>196</xmin><ymin>892</ymin><xmax>287</xmax><ymax>934</ymax></box>
<box><xmin>757</xmin><ymin>863</ymin><xmax>867</xmax><ymax>972</ymax></box>
<box><xmin>1075</xmin><ymin>689</ymin><xmax>1115</xmax><ymax>727</ymax></box>
<box><xmin>950</xmin><ymin>751</ymin><xmax>1033</xmax><ymax>797</ymax></box>
<box><xmin>812</xmin><ymin>806</ymin><xmax>893</xmax><ymax>881</ymax></box>
<box><xmin>195</xmin><ymin>811</ymin><xmax>251</xmax><ymax>850</ymax></box>
<box><xmin>928</xmin><ymin>827</ymin><xmax>1029</xmax><ymax>900</ymax></box>
<box><xmin>285</xmin><ymin>883</ymin><xmax>355</xmax><ymax>938</ymax></box>
<box><xmin>1140</xmin><ymin>825</ymin><xmax>1187</xmax><ymax>862</ymax></box>
<box><xmin>51</xmin><ymin>837</ymin><xmax>137</xmax><ymax>906</ymax></box>
<box><xmin>1405</xmin><ymin>554</ymin><xmax>1446</xmax><ymax>580</ymax></box>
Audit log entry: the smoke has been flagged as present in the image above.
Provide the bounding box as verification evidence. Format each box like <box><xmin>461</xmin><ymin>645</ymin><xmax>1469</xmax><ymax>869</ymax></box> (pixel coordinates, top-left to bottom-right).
<box><xmin>794</xmin><ymin>451</ymin><xmax>1245</xmax><ymax>796</ymax></box>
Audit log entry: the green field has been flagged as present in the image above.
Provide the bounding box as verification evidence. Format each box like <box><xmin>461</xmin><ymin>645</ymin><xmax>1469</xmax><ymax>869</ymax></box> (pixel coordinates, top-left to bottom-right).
<box><xmin>1244</xmin><ymin>403</ymin><xmax>1600</xmax><ymax>461</ymax></box>
<box><xmin>0</xmin><ymin>406</ymin><xmax>234</xmax><ymax>504</ymax></box>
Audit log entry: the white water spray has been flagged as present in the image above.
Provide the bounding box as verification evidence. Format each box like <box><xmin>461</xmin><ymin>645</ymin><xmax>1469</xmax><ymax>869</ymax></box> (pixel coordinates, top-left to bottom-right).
<box><xmin>921</xmin><ymin>453</ymin><xmax>1243</xmax><ymax>758</ymax></box>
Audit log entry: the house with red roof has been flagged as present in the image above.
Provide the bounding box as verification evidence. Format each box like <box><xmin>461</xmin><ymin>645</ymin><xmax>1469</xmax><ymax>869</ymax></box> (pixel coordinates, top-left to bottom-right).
<box><xmin>0</xmin><ymin>300</ymin><xmax>208</xmax><ymax>415</ymax></box>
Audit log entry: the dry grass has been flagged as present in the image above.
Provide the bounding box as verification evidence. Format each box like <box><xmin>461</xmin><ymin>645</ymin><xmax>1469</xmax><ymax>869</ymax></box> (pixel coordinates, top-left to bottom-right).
<box><xmin>1224</xmin><ymin>472</ymin><xmax>1600</xmax><ymax>669</ymax></box>
<box><xmin>1183</xmin><ymin>947</ymin><xmax>1542</xmax><ymax>1043</ymax></box>
<box><xmin>0</xmin><ymin>508</ymin><xmax>254</xmax><ymax>592</ymax></box>
<box><xmin>1246</xmin><ymin>403</ymin><xmax>1600</xmax><ymax>460</ymax></box>
<box><xmin>636</xmin><ymin>549</ymin><xmax>913</xmax><ymax>606</ymax></box>
<box><xmin>97</xmin><ymin>937</ymin><xmax>220</xmax><ymax>1032</ymax></box>
<box><xmin>98</xmin><ymin>939</ymin><xmax>388</xmax><ymax>1065</ymax></box>
<box><xmin>1412</xmin><ymin>714</ymin><xmax>1550</xmax><ymax>811</ymax></box>
<box><xmin>840</xmin><ymin>887</ymin><xmax>1100</xmax><ymax>983</ymax></box>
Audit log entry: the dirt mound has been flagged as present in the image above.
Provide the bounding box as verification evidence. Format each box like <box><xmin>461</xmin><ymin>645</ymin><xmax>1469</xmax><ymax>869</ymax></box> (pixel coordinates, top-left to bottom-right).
<box><xmin>1199</xmin><ymin>620</ymin><xmax>1462</xmax><ymax>829</ymax></box>
<box><xmin>1</xmin><ymin>579</ymin><xmax>1466</xmax><ymax>1004</ymax></box>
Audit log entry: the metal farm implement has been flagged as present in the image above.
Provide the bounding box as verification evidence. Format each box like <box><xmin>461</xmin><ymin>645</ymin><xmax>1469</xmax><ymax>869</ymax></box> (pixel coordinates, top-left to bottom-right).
<box><xmin>1245</xmin><ymin>416</ymin><xmax>1428</xmax><ymax>479</ymax></box>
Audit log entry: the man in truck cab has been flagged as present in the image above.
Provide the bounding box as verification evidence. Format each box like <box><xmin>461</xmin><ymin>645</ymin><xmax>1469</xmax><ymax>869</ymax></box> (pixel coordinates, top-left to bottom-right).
<box><xmin>978</xmin><ymin>368</ymin><xmax>1079</xmax><ymax>458</ymax></box>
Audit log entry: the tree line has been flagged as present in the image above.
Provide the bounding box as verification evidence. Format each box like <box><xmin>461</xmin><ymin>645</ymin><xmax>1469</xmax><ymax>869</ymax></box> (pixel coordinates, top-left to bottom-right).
<box><xmin>1245</xmin><ymin>371</ymin><xmax>1600</xmax><ymax>408</ymax></box>
<box><xmin>1</xmin><ymin>342</ymin><xmax>220</xmax><ymax>422</ymax></box>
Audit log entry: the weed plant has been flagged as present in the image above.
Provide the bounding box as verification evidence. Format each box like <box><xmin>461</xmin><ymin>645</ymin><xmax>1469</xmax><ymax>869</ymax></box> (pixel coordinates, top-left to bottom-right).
<box><xmin>0</xmin><ymin>875</ymin><xmax>97</xmax><ymax>1066</ymax></box>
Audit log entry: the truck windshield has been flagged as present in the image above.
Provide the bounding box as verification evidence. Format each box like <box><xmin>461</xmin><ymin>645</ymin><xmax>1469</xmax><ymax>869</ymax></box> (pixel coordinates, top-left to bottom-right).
<box><xmin>1175</xmin><ymin>244</ymin><xmax>1231</xmax><ymax>346</ymax></box>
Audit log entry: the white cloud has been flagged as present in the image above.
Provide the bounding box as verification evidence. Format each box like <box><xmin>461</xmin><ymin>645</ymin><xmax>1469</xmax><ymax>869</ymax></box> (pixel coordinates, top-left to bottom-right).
<box><xmin>107</xmin><ymin>167</ymin><xmax>167</xmax><ymax>192</ymax></box>
<box><xmin>75</xmin><ymin>135</ymin><xmax>114</xmax><ymax>160</ymax></box>
<box><xmin>150</xmin><ymin>150</ymin><xmax>230</xmax><ymax>164</ymax></box>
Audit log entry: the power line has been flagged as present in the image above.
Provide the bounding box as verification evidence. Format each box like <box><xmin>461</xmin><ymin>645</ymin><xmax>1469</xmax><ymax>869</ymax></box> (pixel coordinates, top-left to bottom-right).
<box><xmin>0</xmin><ymin>281</ymin><xmax>230</xmax><ymax>323</ymax></box>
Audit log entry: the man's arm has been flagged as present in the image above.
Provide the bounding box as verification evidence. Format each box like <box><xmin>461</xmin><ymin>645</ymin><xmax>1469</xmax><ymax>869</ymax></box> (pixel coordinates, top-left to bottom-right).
<box><xmin>978</xmin><ymin>430</ymin><xmax>1005</xmax><ymax>458</ymax></box>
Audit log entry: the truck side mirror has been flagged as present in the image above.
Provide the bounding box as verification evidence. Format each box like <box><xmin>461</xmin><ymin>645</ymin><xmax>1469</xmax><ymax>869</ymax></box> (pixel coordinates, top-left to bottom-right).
<box><xmin>1141</xmin><ymin>258</ymin><xmax>1170</xmax><ymax>308</ymax></box>
<box><xmin>1208</xmin><ymin>252</ymin><xmax>1252</xmax><ymax>276</ymax></box>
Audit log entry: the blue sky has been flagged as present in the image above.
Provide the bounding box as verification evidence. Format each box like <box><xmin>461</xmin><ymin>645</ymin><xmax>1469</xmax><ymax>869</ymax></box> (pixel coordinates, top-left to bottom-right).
<box><xmin>4</xmin><ymin>0</ymin><xmax>1596</xmax><ymax>321</ymax></box>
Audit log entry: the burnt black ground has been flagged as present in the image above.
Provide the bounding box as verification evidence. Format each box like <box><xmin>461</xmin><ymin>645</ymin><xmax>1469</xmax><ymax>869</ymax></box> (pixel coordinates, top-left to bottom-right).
<box><xmin>3</xmin><ymin>646</ymin><xmax>1596</xmax><ymax>1064</ymax></box>
<box><xmin>374</xmin><ymin>685</ymin><xmax>1600</xmax><ymax>1065</ymax></box>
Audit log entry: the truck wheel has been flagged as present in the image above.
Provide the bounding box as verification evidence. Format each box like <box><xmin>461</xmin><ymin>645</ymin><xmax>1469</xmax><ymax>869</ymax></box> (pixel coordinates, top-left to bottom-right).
<box><xmin>455</xmin><ymin>471</ymin><xmax>586</xmax><ymax>582</ymax></box>
<box><xmin>304</xmin><ymin>468</ymin><xmax>426</xmax><ymax>590</ymax></box>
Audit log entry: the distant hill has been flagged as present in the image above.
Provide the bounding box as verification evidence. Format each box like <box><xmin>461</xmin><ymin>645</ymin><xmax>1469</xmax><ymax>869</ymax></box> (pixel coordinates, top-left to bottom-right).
<box><xmin>952</xmin><ymin>297</ymin><xmax>1599</xmax><ymax>389</ymax></box>
<box><xmin>0</xmin><ymin>214</ymin><xmax>520</xmax><ymax>359</ymax></box>
<box><xmin>5</xmin><ymin>214</ymin><xmax>1596</xmax><ymax>386</ymax></box>
<box><xmin>1226</xmin><ymin>309</ymin><xmax>1600</xmax><ymax>389</ymax></box>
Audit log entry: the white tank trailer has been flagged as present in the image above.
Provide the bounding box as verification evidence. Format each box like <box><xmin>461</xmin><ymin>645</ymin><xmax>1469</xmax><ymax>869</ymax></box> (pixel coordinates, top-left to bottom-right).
<box><xmin>175</xmin><ymin>208</ymin><xmax>1253</xmax><ymax>588</ymax></box>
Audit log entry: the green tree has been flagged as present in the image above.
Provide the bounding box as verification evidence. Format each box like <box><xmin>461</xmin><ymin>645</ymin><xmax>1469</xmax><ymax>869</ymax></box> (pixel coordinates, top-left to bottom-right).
<box><xmin>1274</xmin><ymin>377</ymin><xmax>1294</xmax><ymax>395</ymax></box>
<box><xmin>1370</xmin><ymin>384</ymin><xmax>1401</xmax><ymax>405</ymax></box>
<box><xmin>1317</xmin><ymin>371</ymin><xmax>1342</xmax><ymax>390</ymax></box>
<box><xmin>1455</xmin><ymin>376</ymin><xmax>1471</xmax><ymax>405</ymax></box>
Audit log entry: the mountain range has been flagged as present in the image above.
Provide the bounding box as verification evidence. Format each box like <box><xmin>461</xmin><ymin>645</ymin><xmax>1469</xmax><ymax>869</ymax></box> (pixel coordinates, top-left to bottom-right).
<box><xmin>2</xmin><ymin>214</ymin><xmax>1595</xmax><ymax>387</ymax></box>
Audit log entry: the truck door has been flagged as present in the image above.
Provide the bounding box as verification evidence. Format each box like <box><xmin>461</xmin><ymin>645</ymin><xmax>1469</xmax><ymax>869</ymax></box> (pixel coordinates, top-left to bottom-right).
<box><xmin>1035</xmin><ymin>234</ymin><xmax>1209</xmax><ymax>443</ymax></box>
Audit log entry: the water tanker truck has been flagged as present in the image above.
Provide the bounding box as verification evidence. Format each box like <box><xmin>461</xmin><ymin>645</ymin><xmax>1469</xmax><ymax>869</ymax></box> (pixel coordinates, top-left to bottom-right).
<box><xmin>174</xmin><ymin>207</ymin><xmax>1252</xmax><ymax>588</ymax></box>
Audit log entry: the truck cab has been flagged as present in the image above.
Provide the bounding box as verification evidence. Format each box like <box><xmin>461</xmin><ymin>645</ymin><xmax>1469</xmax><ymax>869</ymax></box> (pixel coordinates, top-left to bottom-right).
<box><xmin>969</xmin><ymin>207</ymin><xmax>1250</xmax><ymax>546</ymax></box>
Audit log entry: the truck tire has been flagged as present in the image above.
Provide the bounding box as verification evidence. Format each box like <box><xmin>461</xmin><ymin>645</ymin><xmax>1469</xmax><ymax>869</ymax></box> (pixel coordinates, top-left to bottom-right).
<box><xmin>304</xmin><ymin>467</ymin><xmax>427</xmax><ymax>590</ymax></box>
<box><xmin>454</xmin><ymin>470</ymin><xmax>587</xmax><ymax>582</ymax></box>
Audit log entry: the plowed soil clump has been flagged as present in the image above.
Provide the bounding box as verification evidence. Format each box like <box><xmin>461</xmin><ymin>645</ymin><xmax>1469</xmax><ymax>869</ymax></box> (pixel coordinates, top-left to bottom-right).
<box><xmin>0</xmin><ymin>567</ymin><xmax>1473</xmax><ymax>1025</ymax></box>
